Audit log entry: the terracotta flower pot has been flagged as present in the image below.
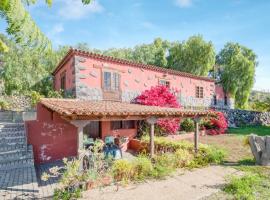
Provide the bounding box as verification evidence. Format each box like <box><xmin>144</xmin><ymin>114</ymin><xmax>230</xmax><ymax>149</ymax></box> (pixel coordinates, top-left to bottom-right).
<box><xmin>102</xmin><ymin>176</ymin><xmax>112</xmax><ymax>186</ymax></box>
<box><xmin>86</xmin><ymin>181</ymin><xmax>95</xmax><ymax>190</ymax></box>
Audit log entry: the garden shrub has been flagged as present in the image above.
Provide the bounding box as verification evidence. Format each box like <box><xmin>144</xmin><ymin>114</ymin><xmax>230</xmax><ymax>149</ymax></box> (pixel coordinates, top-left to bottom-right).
<box><xmin>136</xmin><ymin>85</ymin><xmax>181</xmax><ymax>134</ymax></box>
<box><xmin>132</xmin><ymin>155</ymin><xmax>153</xmax><ymax>181</ymax></box>
<box><xmin>29</xmin><ymin>91</ymin><xmax>44</xmax><ymax>107</ymax></box>
<box><xmin>112</xmin><ymin>159</ymin><xmax>133</xmax><ymax>183</ymax></box>
<box><xmin>48</xmin><ymin>90</ymin><xmax>63</xmax><ymax>98</ymax></box>
<box><xmin>152</xmin><ymin>153</ymin><xmax>177</xmax><ymax>178</ymax></box>
<box><xmin>201</xmin><ymin>111</ymin><xmax>228</xmax><ymax>135</ymax></box>
<box><xmin>0</xmin><ymin>99</ymin><xmax>10</xmax><ymax>110</ymax></box>
<box><xmin>141</xmin><ymin>136</ymin><xmax>194</xmax><ymax>153</ymax></box>
<box><xmin>53</xmin><ymin>188</ymin><xmax>82</xmax><ymax>200</ymax></box>
<box><xmin>180</xmin><ymin>118</ymin><xmax>195</xmax><ymax>132</ymax></box>
<box><xmin>174</xmin><ymin>149</ymin><xmax>193</xmax><ymax>168</ymax></box>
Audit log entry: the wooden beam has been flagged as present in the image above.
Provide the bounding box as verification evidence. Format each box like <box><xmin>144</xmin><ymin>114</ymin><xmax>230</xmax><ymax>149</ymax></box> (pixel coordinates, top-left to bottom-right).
<box><xmin>150</xmin><ymin>123</ymin><xmax>155</xmax><ymax>158</ymax></box>
<box><xmin>146</xmin><ymin>117</ymin><xmax>158</xmax><ymax>158</ymax></box>
<box><xmin>194</xmin><ymin>117</ymin><xmax>201</xmax><ymax>154</ymax></box>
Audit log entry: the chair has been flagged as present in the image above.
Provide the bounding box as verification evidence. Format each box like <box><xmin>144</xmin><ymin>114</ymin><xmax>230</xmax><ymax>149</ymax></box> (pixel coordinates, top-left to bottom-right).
<box><xmin>104</xmin><ymin>136</ymin><xmax>122</xmax><ymax>159</ymax></box>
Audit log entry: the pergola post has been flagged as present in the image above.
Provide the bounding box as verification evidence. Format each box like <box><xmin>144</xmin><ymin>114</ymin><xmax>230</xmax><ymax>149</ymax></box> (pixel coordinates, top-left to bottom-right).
<box><xmin>146</xmin><ymin>117</ymin><xmax>158</xmax><ymax>158</ymax></box>
<box><xmin>70</xmin><ymin>120</ymin><xmax>92</xmax><ymax>155</ymax></box>
<box><xmin>193</xmin><ymin>117</ymin><xmax>201</xmax><ymax>154</ymax></box>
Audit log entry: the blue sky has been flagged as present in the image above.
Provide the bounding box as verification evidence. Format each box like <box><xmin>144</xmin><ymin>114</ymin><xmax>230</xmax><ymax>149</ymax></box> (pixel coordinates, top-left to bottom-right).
<box><xmin>1</xmin><ymin>0</ymin><xmax>270</xmax><ymax>91</ymax></box>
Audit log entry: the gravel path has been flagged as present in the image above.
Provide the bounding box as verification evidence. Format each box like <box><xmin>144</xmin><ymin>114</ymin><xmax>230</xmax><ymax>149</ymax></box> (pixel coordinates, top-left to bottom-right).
<box><xmin>81</xmin><ymin>165</ymin><xmax>240</xmax><ymax>200</ymax></box>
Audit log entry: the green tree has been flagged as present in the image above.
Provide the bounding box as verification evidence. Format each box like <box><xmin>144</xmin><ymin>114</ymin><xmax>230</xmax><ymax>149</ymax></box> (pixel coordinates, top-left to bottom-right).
<box><xmin>0</xmin><ymin>34</ymin><xmax>68</xmax><ymax>95</ymax></box>
<box><xmin>216</xmin><ymin>42</ymin><xmax>257</xmax><ymax>109</ymax></box>
<box><xmin>167</xmin><ymin>35</ymin><xmax>215</xmax><ymax>76</ymax></box>
<box><xmin>102</xmin><ymin>38</ymin><xmax>170</xmax><ymax>67</ymax></box>
<box><xmin>0</xmin><ymin>0</ymin><xmax>93</xmax><ymax>52</ymax></box>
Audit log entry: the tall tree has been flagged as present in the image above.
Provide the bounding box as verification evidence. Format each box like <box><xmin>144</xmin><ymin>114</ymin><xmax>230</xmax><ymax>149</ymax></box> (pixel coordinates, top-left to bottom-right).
<box><xmin>167</xmin><ymin>35</ymin><xmax>215</xmax><ymax>76</ymax></box>
<box><xmin>216</xmin><ymin>42</ymin><xmax>257</xmax><ymax>109</ymax></box>
<box><xmin>0</xmin><ymin>0</ymin><xmax>93</xmax><ymax>52</ymax></box>
<box><xmin>0</xmin><ymin>34</ymin><xmax>68</xmax><ymax>95</ymax></box>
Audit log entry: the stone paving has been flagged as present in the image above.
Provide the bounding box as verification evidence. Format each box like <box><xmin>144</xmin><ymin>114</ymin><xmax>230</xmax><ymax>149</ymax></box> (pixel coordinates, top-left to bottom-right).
<box><xmin>0</xmin><ymin>161</ymin><xmax>61</xmax><ymax>200</ymax></box>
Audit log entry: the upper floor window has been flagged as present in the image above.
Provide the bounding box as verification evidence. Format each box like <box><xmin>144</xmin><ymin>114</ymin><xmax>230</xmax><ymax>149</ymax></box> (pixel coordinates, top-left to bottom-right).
<box><xmin>159</xmin><ymin>79</ymin><xmax>170</xmax><ymax>88</ymax></box>
<box><xmin>60</xmin><ymin>72</ymin><xmax>66</xmax><ymax>90</ymax></box>
<box><xmin>195</xmin><ymin>86</ymin><xmax>204</xmax><ymax>98</ymax></box>
<box><xmin>103</xmin><ymin>71</ymin><xmax>120</xmax><ymax>91</ymax></box>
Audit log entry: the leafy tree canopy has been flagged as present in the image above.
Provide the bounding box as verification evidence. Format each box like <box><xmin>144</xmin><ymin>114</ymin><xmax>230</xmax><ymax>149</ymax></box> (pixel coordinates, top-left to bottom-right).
<box><xmin>0</xmin><ymin>34</ymin><xmax>68</xmax><ymax>96</ymax></box>
<box><xmin>167</xmin><ymin>35</ymin><xmax>216</xmax><ymax>76</ymax></box>
<box><xmin>216</xmin><ymin>42</ymin><xmax>257</xmax><ymax>109</ymax></box>
<box><xmin>0</xmin><ymin>0</ymin><xmax>92</xmax><ymax>52</ymax></box>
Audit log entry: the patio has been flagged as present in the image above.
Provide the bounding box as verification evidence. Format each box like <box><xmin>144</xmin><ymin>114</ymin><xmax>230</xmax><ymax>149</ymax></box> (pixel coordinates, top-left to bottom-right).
<box><xmin>0</xmin><ymin>161</ymin><xmax>61</xmax><ymax>199</ymax></box>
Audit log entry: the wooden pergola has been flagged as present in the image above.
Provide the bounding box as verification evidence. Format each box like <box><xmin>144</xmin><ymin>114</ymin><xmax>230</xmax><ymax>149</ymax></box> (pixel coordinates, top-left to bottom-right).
<box><xmin>40</xmin><ymin>98</ymin><xmax>212</xmax><ymax>157</ymax></box>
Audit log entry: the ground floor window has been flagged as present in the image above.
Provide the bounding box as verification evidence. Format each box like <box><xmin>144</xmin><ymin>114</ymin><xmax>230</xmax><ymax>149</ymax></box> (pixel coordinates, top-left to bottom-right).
<box><xmin>111</xmin><ymin>120</ymin><xmax>135</xmax><ymax>130</ymax></box>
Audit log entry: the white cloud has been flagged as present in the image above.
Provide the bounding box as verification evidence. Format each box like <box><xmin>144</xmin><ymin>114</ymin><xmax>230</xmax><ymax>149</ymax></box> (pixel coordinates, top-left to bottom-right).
<box><xmin>51</xmin><ymin>24</ymin><xmax>64</xmax><ymax>34</ymax></box>
<box><xmin>58</xmin><ymin>0</ymin><xmax>104</xmax><ymax>20</ymax></box>
<box><xmin>142</xmin><ymin>21</ymin><xmax>155</xmax><ymax>29</ymax></box>
<box><xmin>175</xmin><ymin>0</ymin><xmax>192</xmax><ymax>8</ymax></box>
<box><xmin>47</xmin><ymin>24</ymin><xmax>64</xmax><ymax>46</ymax></box>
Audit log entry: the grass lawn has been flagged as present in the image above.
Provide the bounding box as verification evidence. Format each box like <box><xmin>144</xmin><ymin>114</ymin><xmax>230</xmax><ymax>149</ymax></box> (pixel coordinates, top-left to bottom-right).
<box><xmin>199</xmin><ymin>126</ymin><xmax>270</xmax><ymax>200</ymax></box>
<box><xmin>228</xmin><ymin>125</ymin><xmax>270</xmax><ymax>136</ymax></box>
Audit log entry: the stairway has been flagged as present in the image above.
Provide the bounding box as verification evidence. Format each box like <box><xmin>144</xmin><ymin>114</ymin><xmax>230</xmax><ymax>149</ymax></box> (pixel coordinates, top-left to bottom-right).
<box><xmin>0</xmin><ymin>123</ymin><xmax>34</xmax><ymax>170</ymax></box>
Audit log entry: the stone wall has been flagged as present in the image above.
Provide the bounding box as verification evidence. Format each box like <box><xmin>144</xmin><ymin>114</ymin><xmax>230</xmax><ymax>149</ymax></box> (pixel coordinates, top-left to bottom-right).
<box><xmin>219</xmin><ymin>108</ymin><xmax>270</xmax><ymax>127</ymax></box>
<box><xmin>0</xmin><ymin>95</ymin><xmax>31</xmax><ymax>111</ymax></box>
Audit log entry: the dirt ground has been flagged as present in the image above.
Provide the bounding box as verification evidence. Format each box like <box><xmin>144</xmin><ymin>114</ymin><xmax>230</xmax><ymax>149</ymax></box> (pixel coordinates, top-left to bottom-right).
<box><xmin>81</xmin><ymin>166</ymin><xmax>239</xmax><ymax>200</ymax></box>
<box><xmin>189</xmin><ymin>134</ymin><xmax>253</xmax><ymax>163</ymax></box>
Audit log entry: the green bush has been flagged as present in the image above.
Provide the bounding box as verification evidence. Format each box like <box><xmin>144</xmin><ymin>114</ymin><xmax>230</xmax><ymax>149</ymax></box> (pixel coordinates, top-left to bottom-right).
<box><xmin>29</xmin><ymin>91</ymin><xmax>44</xmax><ymax>107</ymax></box>
<box><xmin>53</xmin><ymin>188</ymin><xmax>82</xmax><ymax>200</ymax></box>
<box><xmin>180</xmin><ymin>118</ymin><xmax>195</xmax><ymax>132</ymax></box>
<box><xmin>224</xmin><ymin>174</ymin><xmax>260</xmax><ymax>200</ymax></box>
<box><xmin>132</xmin><ymin>155</ymin><xmax>153</xmax><ymax>181</ymax></box>
<box><xmin>152</xmin><ymin>153</ymin><xmax>176</xmax><ymax>178</ymax></box>
<box><xmin>0</xmin><ymin>99</ymin><xmax>10</xmax><ymax>110</ymax></box>
<box><xmin>174</xmin><ymin>149</ymin><xmax>193</xmax><ymax>168</ymax></box>
<box><xmin>112</xmin><ymin>159</ymin><xmax>133</xmax><ymax>183</ymax></box>
<box><xmin>48</xmin><ymin>90</ymin><xmax>63</xmax><ymax>98</ymax></box>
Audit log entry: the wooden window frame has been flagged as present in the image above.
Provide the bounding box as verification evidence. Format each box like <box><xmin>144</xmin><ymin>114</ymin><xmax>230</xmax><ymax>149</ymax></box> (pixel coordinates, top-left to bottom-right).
<box><xmin>195</xmin><ymin>86</ymin><xmax>204</xmax><ymax>98</ymax></box>
<box><xmin>159</xmin><ymin>79</ymin><xmax>170</xmax><ymax>88</ymax></box>
<box><xmin>102</xmin><ymin>70</ymin><xmax>121</xmax><ymax>92</ymax></box>
<box><xmin>111</xmin><ymin>120</ymin><xmax>135</xmax><ymax>130</ymax></box>
<box><xmin>60</xmin><ymin>71</ymin><xmax>66</xmax><ymax>91</ymax></box>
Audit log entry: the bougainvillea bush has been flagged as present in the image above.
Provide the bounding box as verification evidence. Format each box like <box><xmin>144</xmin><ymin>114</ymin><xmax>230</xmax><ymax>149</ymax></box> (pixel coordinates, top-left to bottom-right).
<box><xmin>201</xmin><ymin>111</ymin><xmax>228</xmax><ymax>135</ymax></box>
<box><xmin>136</xmin><ymin>85</ymin><xmax>181</xmax><ymax>134</ymax></box>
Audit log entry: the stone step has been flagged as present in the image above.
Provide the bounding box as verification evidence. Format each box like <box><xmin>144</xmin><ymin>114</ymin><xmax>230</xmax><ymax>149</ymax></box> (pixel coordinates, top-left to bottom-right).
<box><xmin>0</xmin><ymin>142</ymin><xmax>27</xmax><ymax>152</ymax></box>
<box><xmin>0</xmin><ymin>127</ymin><xmax>25</xmax><ymax>133</ymax></box>
<box><xmin>0</xmin><ymin>145</ymin><xmax>33</xmax><ymax>161</ymax></box>
<box><xmin>0</xmin><ymin>130</ymin><xmax>25</xmax><ymax>137</ymax></box>
<box><xmin>0</xmin><ymin>158</ymin><xmax>34</xmax><ymax>170</ymax></box>
<box><xmin>0</xmin><ymin>123</ymin><xmax>24</xmax><ymax>128</ymax></box>
<box><xmin>0</xmin><ymin>148</ymin><xmax>32</xmax><ymax>162</ymax></box>
<box><xmin>0</xmin><ymin>136</ymin><xmax>26</xmax><ymax>144</ymax></box>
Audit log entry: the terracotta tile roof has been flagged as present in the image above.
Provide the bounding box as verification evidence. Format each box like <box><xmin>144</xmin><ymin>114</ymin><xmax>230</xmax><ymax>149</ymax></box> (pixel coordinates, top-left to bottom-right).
<box><xmin>40</xmin><ymin>98</ymin><xmax>211</xmax><ymax>120</ymax></box>
<box><xmin>52</xmin><ymin>48</ymin><xmax>214</xmax><ymax>82</ymax></box>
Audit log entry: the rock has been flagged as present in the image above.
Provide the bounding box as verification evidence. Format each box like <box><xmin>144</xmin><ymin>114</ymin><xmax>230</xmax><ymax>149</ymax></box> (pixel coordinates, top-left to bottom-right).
<box><xmin>249</xmin><ymin>134</ymin><xmax>270</xmax><ymax>166</ymax></box>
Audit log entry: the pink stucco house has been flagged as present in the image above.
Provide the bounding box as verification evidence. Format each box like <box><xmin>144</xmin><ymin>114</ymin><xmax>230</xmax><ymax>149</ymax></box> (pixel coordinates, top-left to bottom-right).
<box><xmin>53</xmin><ymin>48</ymin><xmax>233</xmax><ymax>109</ymax></box>
<box><xmin>26</xmin><ymin>48</ymin><xmax>232</xmax><ymax>164</ymax></box>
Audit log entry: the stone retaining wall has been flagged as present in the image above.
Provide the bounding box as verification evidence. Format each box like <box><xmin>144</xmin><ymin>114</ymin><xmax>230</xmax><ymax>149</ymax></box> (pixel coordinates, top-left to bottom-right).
<box><xmin>0</xmin><ymin>95</ymin><xmax>31</xmax><ymax>111</ymax></box>
<box><xmin>219</xmin><ymin>108</ymin><xmax>270</xmax><ymax>127</ymax></box>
